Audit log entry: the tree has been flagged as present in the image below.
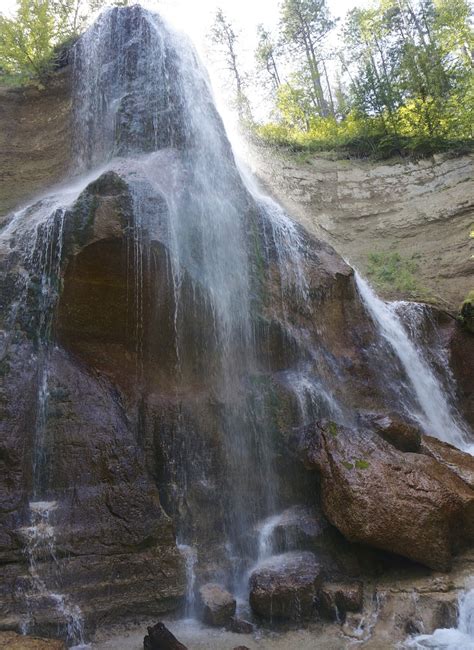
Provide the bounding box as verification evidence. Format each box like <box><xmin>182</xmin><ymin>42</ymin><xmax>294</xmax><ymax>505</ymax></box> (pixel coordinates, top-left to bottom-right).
<box><xmin>279</xmin><ymin>0</ymin><xmax>337</xmax><ymax>117</ymax></box>
<box><xmin>341</xmin><ymin>6</ymin><xmax>402</xmax><ymax>132</ymax></box>
<box><xmin>0</xmin><ymin>0</ymin><xmax>127</xmax><ymax>84</ymax></box>
<box><xmin>210</xmin><ymin>8</ymin><xmax>251</xmax><ymax>121</ymax></box>
<box><xmin>255</xmin><ymin>24</ymin><xmax>281</xmax><ymax>91</ymax></box>
<box><xmin>0</xmin><ymin>0</ymin><xmax>57</xmax><ymax>82</ymax></box>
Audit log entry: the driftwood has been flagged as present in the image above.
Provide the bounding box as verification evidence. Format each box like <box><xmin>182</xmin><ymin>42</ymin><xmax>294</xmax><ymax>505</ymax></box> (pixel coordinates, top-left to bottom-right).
<box><xmin>143</xmin><ymin>622</ymin><xmax>188</xmax><ymax>650</ymax></box>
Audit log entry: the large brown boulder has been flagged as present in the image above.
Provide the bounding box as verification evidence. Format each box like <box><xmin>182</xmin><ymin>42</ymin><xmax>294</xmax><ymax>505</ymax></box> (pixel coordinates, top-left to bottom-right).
<box><xmin>420</xmin><ymin>435</ymin><xmax>474</xmax><ymax>489</ymax></box>
<box><xmin>301</xmin><ymin>421</ymin><xmax>474</xmax><ymax>570</ymax></box>
<box><xmin>249</xmin><ymin>551</ymin><xmax>322</xmax><ymax>620</ymax></box>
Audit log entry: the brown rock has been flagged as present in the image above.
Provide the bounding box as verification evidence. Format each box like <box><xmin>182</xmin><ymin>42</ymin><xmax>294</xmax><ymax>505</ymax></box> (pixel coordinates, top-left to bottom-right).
<box><xmin>197</xmin><ymin>583</ymin><xmax>236</xmax><ymax>627</ymax></box>
<box><xmin>318</xmin><ymin>581</ymin><xmax>363</xmax><ymax>620</ymax></box>
<box><xmin>370</xmin><ymin>414</ymin><xmax>421</xmax><ymax>452</ymax></box>
<box><xmin>302</xmin><ymin>421</ymin><xmax>473</xmax><ymax>570</ymax></box>
<box><xmin>226</xmin><ymin>617</ymin><xmax>254</xmax><ymax>634</ymax></box>
<box><xmin>249</xmin><ymin>551</ymin><xmax>322</xmax><ymax>620</ymax></box>
<box><xmin>0</xmin><ymin>632</ymin><xmax>65</xmax><ymax>649</ymax></box>
<box><xmin>448</xmin><ymin>323</ymin><xmax>474</xmax><ymax>428</ymax></box>
<box><xmin>144</xmin><ymin>622</ymin><xmax>187</xmax><ymax>650</ymax></box>
<box><xmin>420</xmin><ymin>434</ymin><xmax>474</xmax><ymax>489</ymax></box>
<box><xmin>269</xmin><ymin>505</ymin><xmax>331</xmax><ymax>553</ymax></box>
<box><xmin>0</xmin><ymin>68</ymin><xmax>72</xmax><ymax>222</ymax></box>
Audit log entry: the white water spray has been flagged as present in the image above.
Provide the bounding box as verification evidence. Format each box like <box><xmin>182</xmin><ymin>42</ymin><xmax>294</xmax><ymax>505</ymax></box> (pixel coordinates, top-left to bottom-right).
<box><xmin>20</xmin><ymin>502</ymin><xmax>87</xmax><ymax>648</ymax></box>
<box><xmin>177</xmin><ymin>543</ymin><xmax>198</xmax><ymax>617</ymax></box>
<box><xmin>407</xmin><ymin>588</ymin><xmax>474</xmax><ymax>648</ymax></box>
<box><xmin>355</xmin><ymin>273</ymin><xmax>471</xmax><ymax>452</ymax></box>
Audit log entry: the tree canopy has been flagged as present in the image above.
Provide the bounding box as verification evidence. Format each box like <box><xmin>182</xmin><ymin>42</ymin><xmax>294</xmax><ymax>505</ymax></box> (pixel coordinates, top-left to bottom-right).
<box><xmin>252</xmin><ymin>0</ymin><xmax>473</xmax><ymax>157</ymax></box>
<box><xmin>0</xmin><ymin>0</ymin><xmax>127</xmax><ymax>84</ymax></box>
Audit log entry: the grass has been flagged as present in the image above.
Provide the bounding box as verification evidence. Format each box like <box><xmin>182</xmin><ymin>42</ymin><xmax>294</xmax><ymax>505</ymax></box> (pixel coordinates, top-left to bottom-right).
<box><xmin>366</xmin><ymin>251</ymin><xmax>433</xmax><ymax>300</ymax></box>
<box><xmin>252</xmin><ymin>124</ymin><xmax>474</xmax><ymax>162</ymax></box>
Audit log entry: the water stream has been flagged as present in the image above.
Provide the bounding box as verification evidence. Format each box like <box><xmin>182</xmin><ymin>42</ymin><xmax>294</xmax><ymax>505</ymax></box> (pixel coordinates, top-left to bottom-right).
<box><xmin>355</xmin><ymin>273</ymin><xmax>472</xmax><ymax>453</ymax></box>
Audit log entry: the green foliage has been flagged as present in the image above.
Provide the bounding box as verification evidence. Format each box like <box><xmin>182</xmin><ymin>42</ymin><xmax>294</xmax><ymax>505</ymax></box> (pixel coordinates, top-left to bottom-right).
<box><xmin>210</xmin><ymin>8</ymin><xmax>252</xmax><ymax>122</ymax></box>
<box><xmin>355</xmin><ymin>459</ymin><xmax>369</xmax><ymax>470</ymax></box>
<box><xmin>254</xmin><ymin>112</ymin><xmax>473</xmax><ymax>159</ymax></box>
<box><xmin>342</xmin><ymin>460</ymin><xmax>354</xmax><ymax>469</ymax></box>
<box><xmin>255</xmin><ymin>0</ymin><xmax>473</xmax><ymax>158</ymax></box>
<box><xmin>366</xmin><ymin>251</ymin><xmax>428</xmax><ymax>297</ymax></box>
<box><xmin>327</xmin><ymin>421</ymin><xmax>338</xmax><ymax>437</ymax></box>
<box><xmin>0</xmin><ymin>0</ymin><xmax>57</xmax><ymax>83</ymax></box>
<box><xmin>0</xmin><ymin>0</ymin><xmax>127</xmax><ymax>86</ymax></box>
<box><xmin>279</xmin><ymin>0</ymin><xmax>336</xmax><ymax>118</ymax></box>
<box><xmin>255</xmin><ymin>24</ymin><xmax>281</xmax><ymax>91</ymax></box>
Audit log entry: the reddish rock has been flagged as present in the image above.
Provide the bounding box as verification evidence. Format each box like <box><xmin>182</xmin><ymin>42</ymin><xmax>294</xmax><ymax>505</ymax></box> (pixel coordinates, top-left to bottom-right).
<box><xmin>249</xmin><ymin>551</ymin><xmax>322</xmax><ymax>620</ymax></box>
<box><xmin>302</xmin><ymin>421</ymin><xmax>474</xmax><ymax>570</ymax></box>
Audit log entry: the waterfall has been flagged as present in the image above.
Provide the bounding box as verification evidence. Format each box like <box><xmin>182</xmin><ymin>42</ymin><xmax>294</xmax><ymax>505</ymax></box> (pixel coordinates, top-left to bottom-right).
<box><xmin>70</xmin><ymin>4</ymin><xmax>284</xmax><ymax>598</ymax></box>
<box><xmin>407</xmin><ymin>588</ymin><xmax>474</xmax><ymax>648</ymax></box>
<box><xmin>19</xmin><ymin>502</ymin><xmax>86</xmax><ymax>647</ymax></box>
<box><xmin>355</xmin><ymin>273</ymin><xmax>472</xmax><ymax>453</ymax></box>
<box><xmin>1</xmin><ymin>4</ymin><xmax>472</xmax><ymax>641</ymax></box>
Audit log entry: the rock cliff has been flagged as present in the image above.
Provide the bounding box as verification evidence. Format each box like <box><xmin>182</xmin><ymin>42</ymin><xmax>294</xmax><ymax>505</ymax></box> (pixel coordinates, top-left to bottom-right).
<box><xmin>252</xmin><ymin>146</ymin><xmax>473</xmax><ymax>310</ymax></box>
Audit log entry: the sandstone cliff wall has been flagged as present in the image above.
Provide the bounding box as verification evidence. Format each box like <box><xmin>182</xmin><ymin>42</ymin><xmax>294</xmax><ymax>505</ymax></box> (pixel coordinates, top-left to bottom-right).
<box><xmin>252</xmin><ymin>146</ymin><xmax>474</xmax><ymax>311</ymax></box>
<box><xmin>0</xmin><ymin>69</ymin><xmax>72</xmax><ymax>223</ymax></box>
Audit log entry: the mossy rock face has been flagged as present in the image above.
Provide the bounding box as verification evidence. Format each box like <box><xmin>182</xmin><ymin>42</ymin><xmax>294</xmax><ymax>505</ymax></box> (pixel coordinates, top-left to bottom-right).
<box><xmin>460</xmin><ymin>291</ymin><xmax>474</xmax><ymax>334</ymax></box>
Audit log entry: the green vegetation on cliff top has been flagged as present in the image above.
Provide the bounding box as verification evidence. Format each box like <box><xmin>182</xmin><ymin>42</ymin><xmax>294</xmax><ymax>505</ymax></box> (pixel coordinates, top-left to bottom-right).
<box><xmin>0</xmin><ymin>0</ymin><xmax>127</xmax><ymax>85</ymax></box>
<box><xmin>214</xmin><ymin>0</ymin><xmax>473</xmax><ymax>160</ymax></box>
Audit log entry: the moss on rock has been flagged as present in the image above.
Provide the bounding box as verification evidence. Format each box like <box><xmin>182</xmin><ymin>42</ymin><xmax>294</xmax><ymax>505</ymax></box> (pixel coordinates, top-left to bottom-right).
<box><xmin>460</xmin><ymin>290</ymin><xmax>474</xmax><ymax>334</ymax></box>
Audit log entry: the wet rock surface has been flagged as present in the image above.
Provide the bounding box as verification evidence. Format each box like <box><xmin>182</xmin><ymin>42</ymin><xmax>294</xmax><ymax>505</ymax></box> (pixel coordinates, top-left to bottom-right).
<box><xmin>301</xmin><ymin>420</ymin><xmax>474</xmax><ymax>570</ymax></box>
<box><xmin>249</xmin><ymin>552</ymin><xmax>322</xmax><ymax>620</ymax></box>
<box><xmin>226</xmin><ymin>617</ymin><xmax>254</xmax><ymax>634</ymax></box>
<box><xmin>143</xmin><ymin>622</ymin><xmax>188</xmax><ymax>650</ymax></box>
<box><xmin>318</xmin><ymin>581</ymin><xmax>363</xmax><ymax>620</ymax></box>
<box><xmin>197</xmin><ymin>583</ymin><xmax>236</xmax><ymax>627</ymax></box>
<box><xmin>1</xmin><ymin>5</ymin><xmax>473</xmax><ymax>645</ymax></box>
<box><xmin>368</xmin><ymin>413</ymin><xmax>421</xmax><ymax>452</ymax></box>
<box><xmin>0</xmin><ymin>632</ymin><xmax>65</xmax><ymax>649</ymax></box>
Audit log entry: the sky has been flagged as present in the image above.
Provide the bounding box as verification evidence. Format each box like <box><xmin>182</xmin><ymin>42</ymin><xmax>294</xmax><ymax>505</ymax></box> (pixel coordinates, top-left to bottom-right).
<box><xmin>1</xmin><ymin>0</ymin><xmax>369</xmax><ymax>116</ymax></box>
<box><xmin>153</xmin><ymin>0</ymin><xmax>369</xmax><ymax>116</ymax></box>
<box><xmin>1</xmin><ymin>0</ymin><xmax>368</xmax><ymax>47</ymax></box>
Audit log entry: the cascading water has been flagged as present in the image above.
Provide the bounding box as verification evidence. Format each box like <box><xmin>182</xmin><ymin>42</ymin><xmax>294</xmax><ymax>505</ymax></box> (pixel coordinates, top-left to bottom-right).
<box><xmin>1</xmin><ymin>4</ymin><xmax>473</xmax><ymax>644</ymax></box>
<box><xmin>355</xmin><ymin>273</ymin><xmax>472</xmax><ymax>453</ymax></box>
<box><xmin>407</xmin><ymin>588</ymin><xmax>474</xmax><ymax>648</ymax></box>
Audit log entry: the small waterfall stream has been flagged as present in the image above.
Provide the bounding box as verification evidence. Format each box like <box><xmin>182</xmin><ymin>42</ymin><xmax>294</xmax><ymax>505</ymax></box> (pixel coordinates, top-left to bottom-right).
<box><xmin>355</xmin><ymin>273</ymin><xmax>472</xmax><ymax>453</ymax></box>
<box><xmin>407</xmin><ymin>588</ymin><xmax>474</xmax><ymax>648</ymax></box>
